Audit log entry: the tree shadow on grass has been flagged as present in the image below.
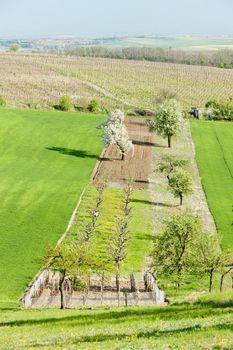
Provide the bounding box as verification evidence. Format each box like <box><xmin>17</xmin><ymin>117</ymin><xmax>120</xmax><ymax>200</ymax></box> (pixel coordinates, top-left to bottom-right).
<box><xmin>132</xmin><ymin>199</ymin><xmax>176</xmax><ymax>208</ymax></box>
<box><xmin>1</xmin><ymin>303</ymin><xmax>233</xmax><ymax>329</ymax></box>
<box><xmin>46</xmin><ymin>147</ymin><xmax>99</xmax><ymax>159</ymax></box>
<box><xmin>27</xmin><ymin>323</ymin><xmax>233</xmax><ymax>348</ymax></box>
<box><xmin>28</xmin><ymin>325</ymin><xmax>204</xmax><ymax>348</ymax></box>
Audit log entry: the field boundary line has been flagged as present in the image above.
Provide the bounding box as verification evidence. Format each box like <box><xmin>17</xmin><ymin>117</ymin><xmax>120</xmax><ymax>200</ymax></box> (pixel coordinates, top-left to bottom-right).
<box><xmin>90</xmin><ymin>147</ymin><xmax>108</xmax><ymax>183</ymax></box>
<box><xmin>214</xmin><ymin>126</ymin><xmax>233</xmax><ymax>180</ymax></box>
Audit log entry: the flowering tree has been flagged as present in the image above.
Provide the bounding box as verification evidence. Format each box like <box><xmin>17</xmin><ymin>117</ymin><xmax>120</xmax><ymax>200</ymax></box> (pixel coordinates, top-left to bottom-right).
<box><xmin>97</xmin><ymin>109</ymin><xmax>125</xmax><ymax>129</ymax></box>
<box><xmin>149</xmin><ymin>99</ymin><xmax>183</xmax><ymax>148</ymax></box>
<box><xmin>102</xmin><ymin>110</ymin><xmax>133</xmax><ymax>160</ymax></box>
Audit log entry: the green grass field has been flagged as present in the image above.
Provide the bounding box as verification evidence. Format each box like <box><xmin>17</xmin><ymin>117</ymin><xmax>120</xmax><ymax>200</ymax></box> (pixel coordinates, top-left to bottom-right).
<box><xmin>0</xmin><ymin>108</ymin><xmax>104</xmax><ymax>301</ymax></box>
<box><xmin>0</xmin><ymin>292</ymin><xmax>233</xmax><ymax>349</ymax></box>
<box><xmin>191</xmin><ymin>120</ymin><xmax>233</xmax><ymax>249</ymax></box>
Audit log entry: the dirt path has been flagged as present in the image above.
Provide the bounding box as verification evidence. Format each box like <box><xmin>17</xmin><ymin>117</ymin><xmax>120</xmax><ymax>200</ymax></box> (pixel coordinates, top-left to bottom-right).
<box><xmin>148</xmin><ymin>122</ymin><xmax>216</xmax><ymax>234</ymax></box>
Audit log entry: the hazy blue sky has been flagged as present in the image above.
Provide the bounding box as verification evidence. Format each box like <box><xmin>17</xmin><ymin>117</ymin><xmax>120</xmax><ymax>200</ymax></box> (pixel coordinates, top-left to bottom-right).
<box><xmin>0</xmin><ymin>0</ymin><xmax>233</xmax><ymax>38</ymax></box>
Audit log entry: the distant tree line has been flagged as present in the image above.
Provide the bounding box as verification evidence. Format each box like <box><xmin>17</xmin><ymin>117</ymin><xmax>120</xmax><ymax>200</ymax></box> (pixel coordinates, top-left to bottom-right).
<box><xmin>64</xmin><ymin>47</ymin><xmax>233</xmax><ymax>69</ymax></box>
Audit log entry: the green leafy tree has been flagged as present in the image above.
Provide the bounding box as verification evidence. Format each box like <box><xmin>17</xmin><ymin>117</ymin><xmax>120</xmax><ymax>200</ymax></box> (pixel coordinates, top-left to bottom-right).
<box><xmin>168</xmin><ymin>168</ymin><xmax>193</xmax><ymax>205</ymax></box>
<box><xmin>43</xmin><ymin>243</ymin><xmax>77</xmax><ymax>309</ymax></box>
<box><xmin>59</xmin><ymin>95</ymin><xmax>73</xmax><ymax>111</ymax></box>
<box><xmin>9</xmin><ymin>44</ymin><xmax>20</xmax><ymax>52</ymax></box>
<box><xmin>153</xmin><ymin>214</ymin><xmax>200</xmax><ymax>289</ymax></box>
<box><xmin>43</xmin><ymin>240</ymin><xmax>95</xmax><ymax>309</ymax></box>
<box><xmin>191</xmin><ymin>234</ymin><xmax>226</xmax><ymax>292</ymax></box>
<box><xmin>149</xmin><ymin>99</ymin><xmax>183</xmax><ymax>147</ymax></box>
<box><xmin>157</xmin><ymin>155</ymin><xmax>188</xmax><ymax>181</ymax></box>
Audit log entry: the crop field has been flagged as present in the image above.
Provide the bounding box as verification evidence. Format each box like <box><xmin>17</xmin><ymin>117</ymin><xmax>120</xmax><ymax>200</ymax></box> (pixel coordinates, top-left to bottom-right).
<box><xmin>191</xmin><ymin>120</ymin><xmax>233</xmax><ymax>250</ymax></box>
<box><xmin>1</xmin><ymin>53</ymin><xmax>233</xmax><ymax>110</ymax></box>
<box><xmin>0</xmin><ymin>108</ymin><xmax>104</xmax><ymax>301</ymax></box>
<box><xmin>98</xmin><ymin>35</ymin><xmax>233</xmax><ymax>50</ymax></box>
<box><xmin>0</xmin><ymin>292</ymin><xmax>233</xmax><ymax>350</ymax></box>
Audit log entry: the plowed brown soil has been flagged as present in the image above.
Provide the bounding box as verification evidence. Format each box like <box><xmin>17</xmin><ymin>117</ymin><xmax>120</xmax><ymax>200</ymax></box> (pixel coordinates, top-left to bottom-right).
<box><xmin>93</xmin><ymin>117</ymin><xmax>154</xmax><ymax>188</ymax></box>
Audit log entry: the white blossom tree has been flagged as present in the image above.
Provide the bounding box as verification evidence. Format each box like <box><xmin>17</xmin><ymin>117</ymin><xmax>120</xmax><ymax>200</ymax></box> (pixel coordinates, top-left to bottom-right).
<box><xmin>97</xmin><ymin>109</ymin><xmax>125</xmax><ymax>129</ymax></box>
<box><xmin>102</xmin><ymin>110</ymin><xmax>133</xmax><ymax>160</ymax></box>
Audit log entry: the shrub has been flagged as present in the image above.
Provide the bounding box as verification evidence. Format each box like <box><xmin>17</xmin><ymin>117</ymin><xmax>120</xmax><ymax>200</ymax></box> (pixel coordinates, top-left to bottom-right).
<box><xmin>59</xmin><ymin>96</ymin><xmax>73</xmax><ymax>111</ymax></box>
<box><xmin>88</xmin><ymin>99</ymin><xmax>99</xmax><ymax>113</ymax></box>
<box><xmin>205</xmin><ymin>100</ymin><xmax>233</xmax><ymax>121</ymax></box>
<box><xmin>0</xmin><ymin>96</ymin><xmax>6</xmax><ymax>107</ymax></box>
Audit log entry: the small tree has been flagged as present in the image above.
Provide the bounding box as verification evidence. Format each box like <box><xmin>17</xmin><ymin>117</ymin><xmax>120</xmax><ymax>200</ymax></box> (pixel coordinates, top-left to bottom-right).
<box><xmin>168</xmin><ymin>168</ymin><xmax>193</xmax><ymax>205</ymax></box>
<box><xmin>88</xmin><ymin>99</ymin><xmax>99</xmax><ymax>113</ymax></box>
<box><xmin>80</xmin><ymin>180</ymin><xmax>106</xmax><ymax>242</ymax></box>
<box><xmin>43</xmin><ymin>239</ymin><xmax>96</xmax><ymax>309</ymax></box>
<box><xmin>43</xmin><ymin>243</ymin><xmax>76</xmax><ymax>309</ymax></box>
<box><xmin>191</xmin><ymin>234</ymin><xmax>225</xmax><ymax>292</ymax></box>
<box><xmin>9</xmin><ymin>44</ymin><xmax>20</xmax><ymax>52</ymax></box>
<box><xmin>157</xmin><ymin>155</ymin><xmax>188</xmax><ymax>181</ymax></box>
<box><xmin>153</xmin><ymin>214</ymin><xmax>200</xmax><ymax>289</ymax></box>
<box><xmin>102</xmin><ymin>119</ymin><xmax>133</xmax><ymax>160</ymax></box>
<box><xmin>109</xmin><ymin>182</ymin><xmax>133</xmax><ymax>302</ymax></box>
<box><xmin>149</xmin><ymin>99</ymin><xmax>183</xmax><ymax>147</ymax></box>
<box><xmin>59</xmin><ymin>95</ymin><xmax>73</xmax><ymax>111</ymax></box>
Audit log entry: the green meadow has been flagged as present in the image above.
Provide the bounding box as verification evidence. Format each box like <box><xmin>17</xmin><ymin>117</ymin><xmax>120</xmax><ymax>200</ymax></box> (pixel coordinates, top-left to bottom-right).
<box><xmin>191</xmin><ymin>120</ymin><xmax>233</xmax><ymax>249</ymax></box>
<box><xmin>0</xmin><ymin>109</ymin><xmax>104</xmax><ymax>301</ymax></box>
<box><xmin>0</xmin><ymin>292</ymin><xmax>233</xmax><ymax>350</ymax></box>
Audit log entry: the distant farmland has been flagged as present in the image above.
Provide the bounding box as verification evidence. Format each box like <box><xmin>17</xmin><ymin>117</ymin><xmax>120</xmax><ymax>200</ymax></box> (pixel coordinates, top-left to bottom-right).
<box><xmin>1</xmin><ymin>53</ymin><xmax>233</xmax><ymax>110</ymax></box>
<box><xmin>98</xmin><ymin>36</ymin><xmax>233</xmax><ymax>50</ymax></box>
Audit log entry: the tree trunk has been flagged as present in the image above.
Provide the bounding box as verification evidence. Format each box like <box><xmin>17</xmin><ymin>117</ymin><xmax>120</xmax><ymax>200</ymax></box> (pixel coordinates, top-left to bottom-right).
<box><xmin>220</xmin><ymin>274</ymin><xmax>224</xmax><ymax>292</ymax></box>
<box><xmin>101</xmin><ymin>272</ymin><xmax>104</xmax><ymax>305</ymax></box>
<box><xmin>179</xmin><ymin>193</ymin><xmax>183</xmax><ymax>206</ymax></box>
<box><xmin>116</xmin><ymin>261</ymin><xmax>120</xmax><ymax>306</ymax></box>
<box><xmin>168</xmin><ymin>135</ymin><xmax>171</xmax><ymax>148</ymax></box>
<box><xmin>219</xmin><ymin>268</ymin><xmax>233</xmax><ymax>292</ymax></box>
<box><xmin>121</xmin><ymin>153</ymin><xmax>125</xmax><ymax>161</ymax></box>
<box><xmin>59</xmin><ymin>272</ymin><xmax>66</xmax><ymax>310</ymax></box>
<box><xmin>176</xmin><ymin>267</ymin><xmax>182</xmax><ymax>290</ymax></box>
<box><xmin>209</xmin><ymin>270</ymin><xmax>213</xmax><ymax>293</ymax></box>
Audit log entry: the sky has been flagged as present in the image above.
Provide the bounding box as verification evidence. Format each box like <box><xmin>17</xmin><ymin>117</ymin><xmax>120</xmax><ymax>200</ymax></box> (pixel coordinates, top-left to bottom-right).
<box><xmin>0</xmin><ymin>0</ymin><xmax>233</xmax><ymax>38</ymax></box>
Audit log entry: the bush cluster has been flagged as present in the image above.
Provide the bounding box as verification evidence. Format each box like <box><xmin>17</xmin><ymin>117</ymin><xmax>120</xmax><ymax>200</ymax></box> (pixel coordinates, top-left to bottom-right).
<box><xmin>205</xmin><ymin>100</ymin><xmax>233</xmax><ymax>121</ymax></box>
<box><xmin>59</xmin><ymin>96</ymin><xmax>73</xmax><ymax>111</ymax></box>
<box><xmin>0</xmin><ymin>96</ymin><xmax>6</xmax><ymax>107</ymax></box>
<box><xmin>87</xmin><ymin>99</ymin><xmax>99</xmax><ymax>113</ymax></box>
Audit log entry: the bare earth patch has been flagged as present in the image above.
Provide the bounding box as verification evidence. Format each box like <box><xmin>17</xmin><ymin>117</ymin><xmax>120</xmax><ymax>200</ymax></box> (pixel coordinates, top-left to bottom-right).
<box><xmin>93</xmin><ymin>117</ymin><xmax>153</xmax><ymax>188</ymax></box>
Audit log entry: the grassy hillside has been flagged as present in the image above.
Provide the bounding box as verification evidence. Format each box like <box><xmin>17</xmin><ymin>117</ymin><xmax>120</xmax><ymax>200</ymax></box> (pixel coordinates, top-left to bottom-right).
<box><xmin>0</xmin><ymin>109</ymin><xmax>104</xmax><ymax>300</ymax></box>
<box><xmin>1</xmin><ymin>53</ymin><xmax>233</xmax><ymax>110</ymax></box>
<box><xmin>0</xmin><ymin>292</ymin><xmax>233</xmax><ymax>349</ymax></box>
<box><xmin>191</xmin><ymin>120</ymin><xmax>233</xmax><ymax>249</ymax></box>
